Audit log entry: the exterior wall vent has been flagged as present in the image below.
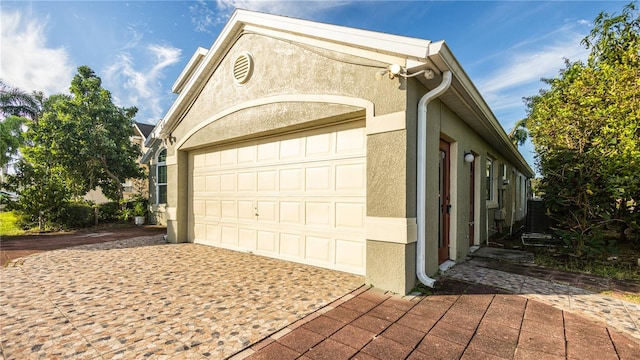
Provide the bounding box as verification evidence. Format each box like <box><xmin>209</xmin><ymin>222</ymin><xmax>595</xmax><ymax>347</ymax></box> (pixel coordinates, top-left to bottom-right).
<box><xmin>233</xmin><ymin>52</ymin><xmax>253</xmax><ymax>85</ymax></box>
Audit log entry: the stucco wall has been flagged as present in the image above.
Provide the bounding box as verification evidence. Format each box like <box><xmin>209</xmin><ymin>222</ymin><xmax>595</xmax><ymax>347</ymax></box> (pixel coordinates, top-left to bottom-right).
<box><xmin>170</xmin><ymin>33</ymin><xmax>405</xmax><ymax>147</ymax></box>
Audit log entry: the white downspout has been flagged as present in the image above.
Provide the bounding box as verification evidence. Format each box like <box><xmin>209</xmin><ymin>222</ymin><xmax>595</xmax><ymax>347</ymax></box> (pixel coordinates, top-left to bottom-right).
<box><xmin>416</xmin><ymin>70</ymin><xmax>452</xmax><ymax>288</ymax></box>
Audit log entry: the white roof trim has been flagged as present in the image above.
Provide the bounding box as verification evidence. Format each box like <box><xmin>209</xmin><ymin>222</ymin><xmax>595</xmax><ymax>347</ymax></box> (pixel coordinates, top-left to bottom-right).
<box><xmin>158</xmin><ymin>9</ymin><xmax>434</xmax><ymax>139</ymax></box>
<box><xmin>156</xmin><ymin>9</ymin><xmax>533</xmax><ymax>176</ymax></box>
<box><xmin>172</xmin><ymin>47</ymin><xmax>208</xmax><ymax>94</ymax></box>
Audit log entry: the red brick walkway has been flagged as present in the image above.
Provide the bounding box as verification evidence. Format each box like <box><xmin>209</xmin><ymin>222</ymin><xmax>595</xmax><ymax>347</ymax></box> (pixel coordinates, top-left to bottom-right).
<box><xmin>239</xmin><ymin>281</ymin><xmax>640</xmax><ymax>360</ymax></box>
<box><xmin>0</xmin><ymin>226</ymin><xmax>166</xmax><ymax>267</ymax></box>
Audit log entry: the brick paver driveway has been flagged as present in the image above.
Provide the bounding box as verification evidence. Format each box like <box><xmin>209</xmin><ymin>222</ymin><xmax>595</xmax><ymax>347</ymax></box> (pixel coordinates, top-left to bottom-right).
<box><xmin>0</xmin><ymin>234</ymin><xmax>363</xmax><ymax>359</ymax></box>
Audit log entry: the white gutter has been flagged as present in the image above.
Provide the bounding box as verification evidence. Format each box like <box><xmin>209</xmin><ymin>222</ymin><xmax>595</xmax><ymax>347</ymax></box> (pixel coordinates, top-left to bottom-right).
<box><xmin>416</xmin><ymin>70</ymin><xmax>452</xmax><ymax>288</ymax></box>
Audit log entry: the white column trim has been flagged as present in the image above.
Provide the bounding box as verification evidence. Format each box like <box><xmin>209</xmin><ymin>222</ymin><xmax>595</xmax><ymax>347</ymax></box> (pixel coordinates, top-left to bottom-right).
<box><xmin>366</xmin><ymin>216</ymin><xmax>417</xmax><ymax>244</ymax></box>
<box><xmin>366</xmin><ymin>111</ymin><xmax>406</xmax><ymax>135</ymax></box>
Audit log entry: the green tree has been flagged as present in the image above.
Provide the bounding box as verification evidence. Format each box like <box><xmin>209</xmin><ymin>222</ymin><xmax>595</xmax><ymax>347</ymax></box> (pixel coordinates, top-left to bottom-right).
<box><xmin>0</xmin><ymin>81</ymin><xmax>44</xmax><ymax>181</ymax></box>
<box><xmin>508</xmin><ymin>118</ymin><xmax>529</xmax><ymax>147</ymax></box>
<box><xmin>0</xmin><ymin>81</ymin><xmax>43</xmax><ymax>120</ymax></box>
<box><xmin>34</xmin><ymin>66</ymin><xmax>144</xmax><ymax>203</ymax></box>
<box><xmin>525</xmin><ymin>3</ymin><xmax>640</xmax><ymax>255</ymax></box>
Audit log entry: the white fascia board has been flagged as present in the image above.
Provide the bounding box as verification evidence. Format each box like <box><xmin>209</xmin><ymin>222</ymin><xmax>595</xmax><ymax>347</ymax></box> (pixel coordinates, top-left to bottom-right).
<box><xmin>171</xmin><ymin>47</ymin><xmax>209</xmax><ymax>94</ymax></box>
<box><xmin>235</xmin><ymin>10</ymin><xmax>432</xmax><ymax>60</ymax></box>
<box><xmin>159</xmin><ymin>11</ymin><xmax>246</xmax><ymax>138</ymax></box>
<box><xmin>159</xmin><ymin>9</ymin><xmax>434</xmax><ymax>139</ymax></box>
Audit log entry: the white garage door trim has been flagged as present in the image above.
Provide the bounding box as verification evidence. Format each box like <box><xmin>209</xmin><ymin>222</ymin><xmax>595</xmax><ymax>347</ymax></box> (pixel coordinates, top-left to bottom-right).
<box><xmin>189</xmin><ymin>120</ymin><xmax>366</xmax><ymax>275</ymax></box>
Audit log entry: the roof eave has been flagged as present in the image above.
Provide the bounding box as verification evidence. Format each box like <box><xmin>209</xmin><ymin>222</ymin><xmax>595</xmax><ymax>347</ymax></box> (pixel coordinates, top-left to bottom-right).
<box><xmin>420</xmin><ymin>43</ymin><xmax>534</xmax><ymax>177</ymax></box>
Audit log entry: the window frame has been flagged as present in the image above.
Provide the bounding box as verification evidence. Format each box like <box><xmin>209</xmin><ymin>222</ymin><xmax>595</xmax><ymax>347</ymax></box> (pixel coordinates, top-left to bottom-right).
<box><xmin>486</xmin><ymin>155</ymin><xmax>498</xmax><ymax>208</ymax></box>
<box><xmin>156</xmin><ymin>148</ymin><xmax>167</xmax><ymax>205</ymax></box>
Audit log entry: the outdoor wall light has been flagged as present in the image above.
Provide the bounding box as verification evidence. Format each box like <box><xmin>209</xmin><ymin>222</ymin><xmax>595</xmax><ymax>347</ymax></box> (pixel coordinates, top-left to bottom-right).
<box><xmin>375</xmin><ymin>65</ymin><xmax>436</xmax><ymax>81</ymax></box>
<box><xmin>464</xmin><ymin>152</ymin><xmax>475</xmax><ymax>163</ymax></box>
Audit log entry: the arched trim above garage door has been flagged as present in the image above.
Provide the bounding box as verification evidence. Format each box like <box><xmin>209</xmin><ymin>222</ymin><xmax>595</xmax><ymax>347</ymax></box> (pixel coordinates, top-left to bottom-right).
<box><xmin>175</xmin><ymin>94</ymin><xmax>375</xmax><ymax>151</ymax></box>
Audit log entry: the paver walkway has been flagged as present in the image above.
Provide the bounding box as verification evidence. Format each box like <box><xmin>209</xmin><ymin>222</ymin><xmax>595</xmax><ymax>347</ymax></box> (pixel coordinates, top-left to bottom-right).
<box><xmin>0</xmin><ymin>235</ymin><xmax>362</xmax><ymax>359</ymax></box>
<box><xmin>2</xmin><ymin>231</ymin><xmax>640</xmax><ymax>359</ymax></box>
<box><xmin>445</xmin><ymin>258</ymin><xmax>640</xmax><ymax>341</ymax></box>
<box><xmin>240</xmin><ymin>279</ymin><xmax>640</xmax><ymax>360</ymax></box>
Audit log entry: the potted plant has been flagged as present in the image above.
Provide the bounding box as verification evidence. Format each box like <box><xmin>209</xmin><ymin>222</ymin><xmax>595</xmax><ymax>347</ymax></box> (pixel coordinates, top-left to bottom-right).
<box><xmin>132</xmin><ymin>199</ymin><xmax>147</xmax><ymax>226</ymax></box>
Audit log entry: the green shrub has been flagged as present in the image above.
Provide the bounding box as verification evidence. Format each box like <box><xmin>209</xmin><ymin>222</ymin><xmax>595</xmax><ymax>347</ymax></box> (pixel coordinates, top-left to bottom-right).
<box><xmin>56</xmin><ymin>202</ymin><xmax>94</xmax><ymax>229</ymax></box>
<box><xmin>98</xmin><ymin>202</ymin><xmax>120</xmax><ymax>222</ymax></box>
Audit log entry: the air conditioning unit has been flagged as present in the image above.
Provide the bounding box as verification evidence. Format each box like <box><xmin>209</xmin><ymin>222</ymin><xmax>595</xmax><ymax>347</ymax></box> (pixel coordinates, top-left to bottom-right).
<box><xmin>494</xmin><ymin>208</ymin><xmax>506</xmax><ymax>220</ymax></box>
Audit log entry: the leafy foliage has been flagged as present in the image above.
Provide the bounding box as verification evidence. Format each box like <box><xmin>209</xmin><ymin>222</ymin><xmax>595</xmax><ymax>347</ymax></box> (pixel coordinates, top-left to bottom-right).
<box><xmin>3</xmin><ymin>66</ymin><xmax>146</xmax><ymax>231</ymax></box>
<box><xmin>31</xmin><ymin>66</ymin><xmax>145</xmax><ymax>203</ymax></box>
<box><xmin>525</xmin><ymin>3</ymin><xmax>640</xmax><ymax>256</ymax></box>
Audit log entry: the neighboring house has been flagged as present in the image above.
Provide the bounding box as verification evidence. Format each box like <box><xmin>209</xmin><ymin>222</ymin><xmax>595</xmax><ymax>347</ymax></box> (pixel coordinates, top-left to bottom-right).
<box><xmin>84</xmin><ymin>121</ymin><xmax>153</xmax><ymax>204</ymax></box>
<box><xmin>144</xmin><ymin>9</ymin><xmax>534</xmax><ymax>294</ymax></box>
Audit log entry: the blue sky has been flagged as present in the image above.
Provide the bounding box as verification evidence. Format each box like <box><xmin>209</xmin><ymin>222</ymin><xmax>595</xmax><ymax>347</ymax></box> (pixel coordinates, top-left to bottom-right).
<box><xmin>0</xmin><ymin>1</ymin><xmax>630</xmax><ymax>170</ymax></box>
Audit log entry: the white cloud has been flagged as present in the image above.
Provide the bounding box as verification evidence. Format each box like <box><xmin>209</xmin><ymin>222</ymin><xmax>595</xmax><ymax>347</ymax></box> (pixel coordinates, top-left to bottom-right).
<box><xmin>190</xmin><ymin>0</ymin><xmax>349</xmax><ymax>32</ymax></box>
<box><xmin>0</xmin><ymin>10</ymin><xmax>74</xmax><ymax>95</ymax></box>
<box><xmin>104</xmin><ymin>44</ymin><xmax>182</xmax><ymax>123</ymax></box>
<box><xmin>476</xmin><ymin>23</ymin><xmax>590</xmax><ymax>113</ymax></box>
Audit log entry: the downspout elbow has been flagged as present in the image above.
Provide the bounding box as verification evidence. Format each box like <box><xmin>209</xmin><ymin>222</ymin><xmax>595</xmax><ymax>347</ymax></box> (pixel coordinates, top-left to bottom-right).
<box><xmin>416</xmin><ymin>70</ymin><xmax>452</xmax><ymax>288</ymax></box>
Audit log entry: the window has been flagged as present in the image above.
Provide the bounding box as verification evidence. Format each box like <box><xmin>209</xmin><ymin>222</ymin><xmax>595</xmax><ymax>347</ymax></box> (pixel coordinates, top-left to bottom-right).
<box><xmin>156</xmin><ymin>149</ymin><xmax>167</xmax><ymax>204</ymax></box>
<box><xmin>486</xmin><ymin>156</ymin><xmax>495</xmax><ymax>202</ymax></box>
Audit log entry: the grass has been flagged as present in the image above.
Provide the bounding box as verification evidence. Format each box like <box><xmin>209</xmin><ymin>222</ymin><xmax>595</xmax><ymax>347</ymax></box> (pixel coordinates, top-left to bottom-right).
<box><xmin>601</xmin><ymin>290</ymin><xmax>640</xmax><ymax>304</ymax></box>
<box><xmin>532</xmin><ymin>244</ymin><xmax>640</xmax><ymax>281</ymax></box>
<box><xmin>0</xmin><ymin>211</ymin><xmax>25</xmax><ymax>237</ymax></box>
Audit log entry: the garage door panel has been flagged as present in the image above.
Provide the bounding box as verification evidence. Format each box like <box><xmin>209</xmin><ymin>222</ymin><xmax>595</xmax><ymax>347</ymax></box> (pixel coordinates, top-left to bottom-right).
<box><xmin>206</xmin><ymin>175</ymin><xmax>220</xmax><ymax>192</ymax></box>
<box><xmin>280</xmin><ymin>201</ymin><xmax>302</xmax><ymax>224</ymax></box>
<box><xmin>335</xmin><ymin>202</ymin><xmax>365</xmax><ymax>229</ymax></box>
<box><xmin>336</xmin><ymin>239</ymin><xmax>365</xmax><ymax>269</ymax></box>
<box><xmin>306</xmin><ymin>236</ymin><xmax>332</xmax><ymax>262</ymax></box>
<box><xmin>193</xmin><ymin>176</ymin><xmax>205</xmax><ymax>193</ymax></box>
<box><xmin>237</xmin><ymin>145</ymin><xmax>256</xmax><ymax>164</ymax></box>
<box><xmin>205</xmin><ymin>152</ymin><xmax>220</xmax><ymax>166</ymax></box>
<box><xmin>206</xmin><ymin>225</ymin><xmax>221</xmax><ymax>244</ymax></box>
<box><xmin>306</xmin><ymin>202</ymin><xmax>331</xmax><ymax>226</ymax></box>
<box><xmin>336</xmin><ymin>163</ymin><xmax>365</xmax><ymax>191</ymax></box>
<box><xmin>305</xmin><ymin>166</ymin><xmax>331</xmax><ymax>191</ymax></box>
<box><xmin>221</xmin><ymin>201</ymin><xmax>237</xmax><ymax>219</ymax></box>
<box><xmin>205</xmin><ymin>200</ymin><xmax>219</xmax><ymax>217</ymax></box>
<box><xmin>257</xmin><ymin>142</ymin><xmax>278</xmax><ymax>162</ymax></box>
<box><xmin>336</xmin><ymin>127</ymin><xmax>365</xmax><ymax>154</ymax></box>
<box><xmin>257</xmin><ymin>170</ymin><xmax>277</xmax><ymax>191</ymax></box>
<box><xmin>190</xmin><ymin>121</ymin><xmax>366</xmax><ymax>275</ymax></box>
<box><xmin>280</xmin><ymin>137</ymin><xmax>304</xmax><ymax>160</ymax></box>
<box><xmin>238</xmin><ymin>228</ymin><xmax>256</xmax><ymax>249</ymax></box>
<box><xmin>257</xmin><ymin>231</ymin><xmax>277</xmax><ymax>252</ymax></box>
<box><xmin>279</xmin><ymin>168</ymin><xmax>302</xmax><ymax>191</ymax></box>
<box><xmin>220</xmin><ymin>148</ymin><xmax>237</xmax><ymax>165</ymax></box>
<box><xmin>238</xmin><ymin>201</ymin><xmax>254</xmax><ymax>220</ymax></box>
<box><xmin>280</xmin><ymin>233</ymin><xmax>303</xmax><ymax>257</ymax></box>
<box><xmin>306</xmin><ymin>132</ymin><xmax>332</xmax><ymax>157</ymax></box>
<box><xmin>221</xmin><ymin>226</ymin><xmax>238</xmax><ymax>245</ymax></box>
<box><xmin>193</xmin><ymin>200</ymin><xmax>205</xmax><ymax>216</ymax></box>
<box><xmin>237</xmin><ymin>172</ymin><xmax>255</xmax><ymax>191</ymax></box>
<box><xmin>220</xmin><ymin>173</ymin><xmax>236</xmax><ymax>192</ymax></box>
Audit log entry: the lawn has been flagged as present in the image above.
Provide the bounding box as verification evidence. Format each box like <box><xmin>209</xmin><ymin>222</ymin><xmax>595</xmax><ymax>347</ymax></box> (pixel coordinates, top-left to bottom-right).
<box><xmin>0</xmin><ymin>211</ymin><xmax>25</xmax><ymax>237</ymax></box>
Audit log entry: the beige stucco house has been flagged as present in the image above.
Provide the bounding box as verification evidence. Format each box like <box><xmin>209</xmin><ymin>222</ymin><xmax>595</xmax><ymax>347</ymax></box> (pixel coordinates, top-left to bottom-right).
<box><xmin>142</xmin><ymin>9</ymin><xmax>534</xmax><ymax>294</ymax></box>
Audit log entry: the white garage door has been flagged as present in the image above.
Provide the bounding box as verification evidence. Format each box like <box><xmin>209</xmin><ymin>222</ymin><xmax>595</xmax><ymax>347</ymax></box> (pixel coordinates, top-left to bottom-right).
<box><xmin>189</xmin><ymin>120</ymin><xmax>366</xmax><ymax>275</ymax></box>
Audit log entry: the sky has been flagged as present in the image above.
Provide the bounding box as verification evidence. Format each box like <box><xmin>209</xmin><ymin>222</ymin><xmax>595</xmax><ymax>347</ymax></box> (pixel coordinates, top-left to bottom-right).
<box><xmin>0</xmin><ymin>0</ymin><xmax>631</xmax><ymax>171</ymax></box>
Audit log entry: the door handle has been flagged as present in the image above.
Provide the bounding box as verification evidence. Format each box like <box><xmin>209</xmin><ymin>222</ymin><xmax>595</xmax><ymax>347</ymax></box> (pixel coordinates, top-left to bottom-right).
<box><xmin>447</xmin><ymin>204</ymin><xmax>452</xmax><ymax>214</ymax></box>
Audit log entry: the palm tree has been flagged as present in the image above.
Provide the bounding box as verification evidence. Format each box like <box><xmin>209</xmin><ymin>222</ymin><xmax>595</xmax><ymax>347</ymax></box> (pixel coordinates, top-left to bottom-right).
<box><xmin>0</xmin><ymin>81</ymin><xmax>44</xmax><ymax>182</ymax></box>
<box><xmin>0</xmin><ymin>81</ymin><xmax>46</xmax><ymax>120</ymax></box>
<box><xmin>508</xmin><ymin>118</ymin><xmax>528</xmax><ymax>147</ymax></box>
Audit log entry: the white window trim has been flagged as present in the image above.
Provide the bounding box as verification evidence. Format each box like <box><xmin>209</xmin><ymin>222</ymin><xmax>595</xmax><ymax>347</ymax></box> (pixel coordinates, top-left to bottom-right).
<box><xmin>486</xmin><ymin>155</ymin><xmax>498</xmax><ymax>209</ymax></box>
<box><xmin>156</xmin><ymin>148</ymin><xmax>167</xmax><ymax>205</ymax></box>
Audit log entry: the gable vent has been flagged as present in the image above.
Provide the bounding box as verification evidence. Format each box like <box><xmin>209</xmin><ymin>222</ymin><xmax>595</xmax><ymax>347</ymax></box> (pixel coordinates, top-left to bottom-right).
<box><xmin>233</xmin><ymin>52</ymin><xmax>253</xmax><ymax>85</ymax></box>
